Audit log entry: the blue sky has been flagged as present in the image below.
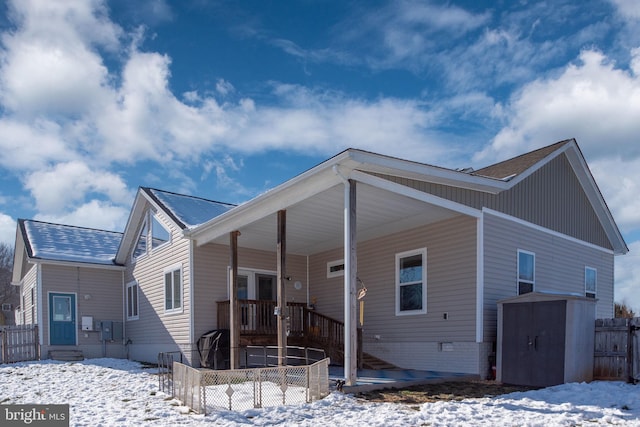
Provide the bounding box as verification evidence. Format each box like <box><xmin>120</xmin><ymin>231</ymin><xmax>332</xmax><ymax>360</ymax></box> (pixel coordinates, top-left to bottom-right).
<box><xmin>1</xmin><ymin>0</ymin><xmax>639</xmax><ymax>311</ymax></box>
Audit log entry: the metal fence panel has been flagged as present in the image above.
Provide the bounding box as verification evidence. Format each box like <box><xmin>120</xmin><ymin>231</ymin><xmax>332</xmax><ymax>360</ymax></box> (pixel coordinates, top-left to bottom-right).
<box><xmin>171</xmin><ymin>358</ymin><xmax>330</xmax><ymax>414</ymax></box>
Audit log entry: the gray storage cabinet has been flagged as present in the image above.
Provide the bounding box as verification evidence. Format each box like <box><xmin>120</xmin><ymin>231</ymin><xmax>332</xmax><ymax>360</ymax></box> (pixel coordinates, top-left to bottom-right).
<box><xmin>497</xmin><ymin>293</ymin><xmax>595</xmax><ymax>387</ymax></box>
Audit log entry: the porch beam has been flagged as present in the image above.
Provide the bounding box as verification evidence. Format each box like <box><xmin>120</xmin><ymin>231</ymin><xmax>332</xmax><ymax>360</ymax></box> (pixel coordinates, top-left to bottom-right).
<box><xmin>277</xmin><ymin>210</ymin><xmax>288</xmax><ymax>366</ymax></box>
<box><xmin>229</xmin><ymin>230</ymin><xmax>240</xmax><ymax>369</ymax></box>
<box><xmin>343</xmin><ymin>179</ymin><xmax>358</xmax><ymax>385</ymax></box>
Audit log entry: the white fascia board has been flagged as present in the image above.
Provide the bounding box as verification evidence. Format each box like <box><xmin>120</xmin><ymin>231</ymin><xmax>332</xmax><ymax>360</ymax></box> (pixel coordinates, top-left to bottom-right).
<box><xmin>187</xmin><ymin>164</ymin><xmax>348</xmax><ymax>246</ymax></box>
<box><xmin>12</xmin><ymin>227</ymin><xmax>26</xmax><ymax>284</ymax></box>
<box><xmin>348</xmin><ymin>150</ymin><xmax>508</xmax><ymax>194</ymax></box>
<box><xmin>351</xmin><ymin>170</ymin><xmax>482</xmax><ymax>218</ymax></box>
<box><xmin>563</xmin><ymin>146</ymin><xmax>628</xmax><ymax>255</ymax></box>
<box><xmin>27</xmin><ymin>258</ymin><xmax>126</xmax><ymax>271</ymax></box>
<box><xmin>115</xmin><ymin>190</ymin><xmax>148</xmax><ymax>264</ymax></box>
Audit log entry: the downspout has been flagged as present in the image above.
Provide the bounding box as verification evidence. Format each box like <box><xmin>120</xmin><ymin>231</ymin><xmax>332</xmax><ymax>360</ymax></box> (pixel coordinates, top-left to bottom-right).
<box><xmin>122</xmin><ymin>270</ymin><xmax>126</xmax><ymax>357</ymax></box>
<box><xmin>333</xmin><ymin>165</ymin><xmax>357</xmax><ymax>386</ymax></box>
<box><xmin>189</xmin><ymin>239</ymin><xmax>195</xmax><ymax>365</ymax></box>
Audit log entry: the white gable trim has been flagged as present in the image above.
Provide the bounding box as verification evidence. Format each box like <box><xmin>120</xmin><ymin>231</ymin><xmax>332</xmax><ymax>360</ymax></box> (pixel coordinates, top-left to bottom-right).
<box><xmin>483</xmin><ymin>208</ymin><xmax>615</xmax><ymax>255</ymax></box>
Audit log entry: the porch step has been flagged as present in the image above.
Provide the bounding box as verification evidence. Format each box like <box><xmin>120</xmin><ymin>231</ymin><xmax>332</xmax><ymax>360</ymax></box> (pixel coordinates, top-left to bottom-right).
<box><xmin>361</xmin><ymin>353</ymin><xmax>398</xmax><ymax>370</ymax></box>
<box><xmin>48</xmin><ymin>350</ymin><xmax>84</xmax><ymax>362</ymax></box>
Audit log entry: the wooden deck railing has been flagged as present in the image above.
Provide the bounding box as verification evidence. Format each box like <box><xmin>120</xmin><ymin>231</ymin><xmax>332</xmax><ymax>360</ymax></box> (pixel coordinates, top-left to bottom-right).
<box><xmin>216</xmin><ymin>300</ymin><xmax>361</xmax><ymax>366</ymax></box>
<box><xmin>217</xmin><ymin>300</ymin><xmax>307</xmax><ymax>336</ymax></box>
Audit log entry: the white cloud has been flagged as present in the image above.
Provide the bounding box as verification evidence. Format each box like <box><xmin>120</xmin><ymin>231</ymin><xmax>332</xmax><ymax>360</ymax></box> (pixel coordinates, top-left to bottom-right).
<box><xmin>0</xmin><ymin>213</ymin><xmax>16</xmax><ymax>246</ymax></box>
<box><xmin>0</xmin><ymin>0</ymin><xmax>119</xmax><ymax>117</ymax></box>
<box><xmin>475</xmin><ymin>49</ymin><xmax>640</xmax><ymax>164</ymax></box>
<box><xmin>610</xmin><ymin>0</ymin><xmax>640</xmax><ymax>20</ymax></box>
<box><xmin>34</xmin><ymin>200</ymin><xmax>129</xmax><ymax>233</ymax></box>
<box><xmin>23</xmin><ymin>161</ymin><xmax>131</xmax><ymax>214</ymax></box>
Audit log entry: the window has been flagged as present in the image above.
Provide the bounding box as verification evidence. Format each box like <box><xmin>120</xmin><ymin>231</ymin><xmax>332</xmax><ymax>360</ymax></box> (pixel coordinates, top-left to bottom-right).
<box><xmin>133</xmin><ymin>212</ymin><xmax>171</xmax><ymax>261</ymax></box>
<box><xmin>133</xmin><ymin>220</ymin><xmax>147</xmax><ymax>260</ymax></box>
<box><xmin>164</xmin><ymin>265</ymin><xmax>182</xmax><ymax>312</ymax></box>
<box><xmin>327</xmin><ymin>259</ymin><xmax>345</xmax><ymax>278</ymax></box>
<box><xmin>395</xmin><ymin>248</ymin><xmax>427</xmax><ymax>315</ymax></box>
<box><xmin>585</xmin><ymin>267</ymin><xmax>597</xmax><ymax>299</ymax></box>
<box><xmin>151</xmin><ymin>215</ymin><xmax>170</xmax><ymax>249</ymax></box>
<box><xmin>126</xmin><ymin>282</ymin><xmax>139</xmax><ymax>320</ymax></box>
<box><xmin>517</xmin><ymin>250</ymin><xmax>535</xmax><ymax>294</ymax></box>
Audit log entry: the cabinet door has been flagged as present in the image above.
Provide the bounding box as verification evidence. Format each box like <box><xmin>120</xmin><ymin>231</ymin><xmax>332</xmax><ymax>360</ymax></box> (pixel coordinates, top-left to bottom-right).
<box><xmin>502</xmin><ymin>302</ymin><xmax>533</xmax><ymax>385</ymax></box>
<box><xmin>502</xmin><ymin>300</ymin><xmax>567</xmax><ymax>386</ymax></box>
<box><xmin>530</xmin><ymin>300</ymin><xmax>566</xmax><ymax>387</ymax></box>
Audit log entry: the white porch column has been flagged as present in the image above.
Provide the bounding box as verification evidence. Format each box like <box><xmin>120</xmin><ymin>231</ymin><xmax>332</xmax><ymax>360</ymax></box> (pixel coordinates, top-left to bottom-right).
<box><xmin>343</xmin><ymin>179</ymin><xmax>358</xmax><ymax>386</ymax></box>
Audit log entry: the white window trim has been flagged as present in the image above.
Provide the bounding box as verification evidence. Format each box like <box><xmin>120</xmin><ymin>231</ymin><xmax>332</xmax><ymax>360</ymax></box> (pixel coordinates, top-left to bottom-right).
<box><xmin>327</xmin><ymin>259</ymin><xmax>345</xmax><ymax>278</ymax></box>
<box><xmin>164</xmin><ymin>263</ymin><xmax>183</xmax><ymax>314</ymax></box>
<box><xmin>395</xmin><ymin>248</ymin><xmax>427</xmax><ymax>316</ymax></box>
<box><xmin>517</xmin><ymin>249</ymin><xmax>535</xmax><ymax>294</ymax></box>
<box><xmin>150</xmin><ymin>213</ymin><xmax>171</xmax><ymax>253</ymax></box>
<box><xmin>585</xmin><ymin>266</ymin><xmax>597</xmax><ymax>298</ymax></box>
<box><xmin>126</xmin><ymin>281</ymin><xmax>139</xmax><ymax>320</ymax></box>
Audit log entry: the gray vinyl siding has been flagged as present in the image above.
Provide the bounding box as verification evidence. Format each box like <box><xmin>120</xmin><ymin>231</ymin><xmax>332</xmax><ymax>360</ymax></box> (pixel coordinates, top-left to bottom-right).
<box><xmin>371</xmin><ymin>153</ymin><xmax>612</xmax><ymax>250</ymax></box>
<box><xmin>192</xmin><ymin>243</ymin><xmax>308</xmax><ymax>342</ymax></box>
<box><xmin>40</xmin><ymin>264</ymin><xmax>122</xmax><ymax>350</ymax></box>
<box><xmin>309</xmin><ymin>215</ymin><xmax>478</xmax><ymax>343</ymax></box>
<box><xmin>483</xmin><ymin>211</ymin><xmax>614</xmax><ymax>344</ymax></box>
<box><xmin>124</xmin><ymin>202</ymin><xmax>192</xmax><ymax>354</ymax></box>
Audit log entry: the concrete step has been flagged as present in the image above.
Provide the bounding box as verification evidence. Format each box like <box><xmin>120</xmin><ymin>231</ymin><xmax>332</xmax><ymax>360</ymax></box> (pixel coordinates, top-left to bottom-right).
<box><xmin>48</xmin><ymin>350</ymin><xmax>84</xmax><ymax>361</ymax></box>
<box><xmin>361</xmin><ymin>353</ymin><xmax>398</xmax><ymax>370</ymax></box>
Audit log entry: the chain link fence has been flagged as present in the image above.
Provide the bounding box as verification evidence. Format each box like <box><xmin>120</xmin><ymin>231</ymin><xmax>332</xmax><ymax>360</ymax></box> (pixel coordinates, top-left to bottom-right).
<box><xmin>172</xmin><ymin>358</ymin><xmax>330</xmax><ymax>414</ymax></box>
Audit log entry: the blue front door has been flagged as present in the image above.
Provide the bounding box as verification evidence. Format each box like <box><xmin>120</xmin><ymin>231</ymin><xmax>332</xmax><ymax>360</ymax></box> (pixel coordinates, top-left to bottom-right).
<box><xmin>49</xmin><ymin>293</ymin><xmax>76</xmax><ymax>345</ymax></box>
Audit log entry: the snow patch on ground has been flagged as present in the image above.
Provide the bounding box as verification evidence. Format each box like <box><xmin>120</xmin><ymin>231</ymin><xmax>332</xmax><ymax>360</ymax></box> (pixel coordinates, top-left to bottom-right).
<box><xmin>1</xmin><ymin>358</ymin><xmax>639</xmax><ymax>426</ymax></box>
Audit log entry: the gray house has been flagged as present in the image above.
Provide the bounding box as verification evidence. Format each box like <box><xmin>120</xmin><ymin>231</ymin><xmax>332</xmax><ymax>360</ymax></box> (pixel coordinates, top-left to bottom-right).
<box><xmin>12</xmin><ymin>139</ymin><xmax>627</xmax><ymax>385</ymax></box>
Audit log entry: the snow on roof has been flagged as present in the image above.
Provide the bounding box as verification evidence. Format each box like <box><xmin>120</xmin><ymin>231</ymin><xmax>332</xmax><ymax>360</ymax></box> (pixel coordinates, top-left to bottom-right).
<box><xmin>147</xmin><ymin>188</ymin><xmax>236</xmax><ymax>229</ymax></box>
<box><xmin>21</xmin><ymin>219</ymin><xmax>122</xmax><ymax>265</ymax></box>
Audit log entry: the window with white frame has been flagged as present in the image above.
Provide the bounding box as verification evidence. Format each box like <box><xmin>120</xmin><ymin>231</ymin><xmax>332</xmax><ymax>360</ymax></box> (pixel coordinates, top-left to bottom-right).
<box><xmin>151</xmin><ymin>214</ymin><xmax>170</xmax><ymax>250</ymax></box>
<box><xmin>396</xmin><ymin>248</ymin><xmax>427</xmax><ymax>315</ymax></box>
<box><xmin>164</xmin><ymin>265</ymin><xmax>182</xmax><ymax>312</ymax></box>
<box><xmin>327</xmin><ymin>259</ymin><xmax>345</xmax><ymax>278</ymax></box>
<box><xmin>517</xmin><ymin>250</ymin><xmax>535</xmax><ymax>294</ymax></box>
<box><xmin>132</xmin><ymin>212</ymin><xmax>171</xmax><ymax>261</ymax></box>
<box><xmin>585</xmin><ymin>267</ymin><xmax>597</xmax><ymax>299</ymax></box>
<box><xmin>126</xmin><ymin>281</ymin><xmax>139</xmax><ymax>320</ymax></box>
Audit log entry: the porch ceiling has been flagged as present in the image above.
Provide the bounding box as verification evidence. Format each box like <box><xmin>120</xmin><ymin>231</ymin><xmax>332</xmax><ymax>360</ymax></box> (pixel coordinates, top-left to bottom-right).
<box><xmin>207</xmin><ymin>182</ymin><xmax>463</xmax><ymax>255</ymax></box>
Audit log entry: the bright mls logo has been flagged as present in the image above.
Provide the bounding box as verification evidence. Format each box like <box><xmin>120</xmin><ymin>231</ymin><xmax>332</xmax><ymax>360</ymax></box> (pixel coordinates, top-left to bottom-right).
<box><xmin>1</xmin><ymin>405</ymin><xmax>69</xmax><ymax>426</ymax></box>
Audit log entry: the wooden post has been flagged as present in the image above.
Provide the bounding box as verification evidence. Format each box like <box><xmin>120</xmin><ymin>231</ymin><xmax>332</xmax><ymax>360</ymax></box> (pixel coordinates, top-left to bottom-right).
<box><xmin>277</xmin><ymin>210</ymin><xmax>287</xmax><ymax>367</ymax></box>
<box><xmin>229</xmin><ymin>230</ymin><xmax>240</xmax><ymax>369</ymax></box>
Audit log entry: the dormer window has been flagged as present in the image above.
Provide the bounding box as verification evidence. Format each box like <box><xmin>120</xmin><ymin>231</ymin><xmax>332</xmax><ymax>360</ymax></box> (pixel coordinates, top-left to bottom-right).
<box><xmin>132</xmin><ymin>212</ymin><xmax>171</xmax><ymax>261</ymax></box>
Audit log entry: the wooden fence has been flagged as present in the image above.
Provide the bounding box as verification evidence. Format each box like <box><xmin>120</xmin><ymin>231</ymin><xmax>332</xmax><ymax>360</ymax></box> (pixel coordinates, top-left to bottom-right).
<box><xmin>594</xmin><ymin>317</ymin><xmax>639</xmax><ymax>382</ymax></box>
<box><xmin>0</xmin><ymin>324</ymin><xmax>40</xmax><ymax>364</ymax></box>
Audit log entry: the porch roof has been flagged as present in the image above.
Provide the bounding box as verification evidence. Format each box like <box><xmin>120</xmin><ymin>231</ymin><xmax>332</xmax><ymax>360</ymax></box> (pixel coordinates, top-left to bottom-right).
<box><xmin>185</xmin><ymin>149</ymin><xmax>485</xmax><ymax>255</ymax></box>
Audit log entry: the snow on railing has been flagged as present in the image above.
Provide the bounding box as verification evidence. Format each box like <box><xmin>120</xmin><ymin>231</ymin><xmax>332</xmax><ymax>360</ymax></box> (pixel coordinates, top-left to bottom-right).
<box><xmin>171</xmin><ymin>358</ymin><xmax>330</xmax><ymax>414</ymax></box>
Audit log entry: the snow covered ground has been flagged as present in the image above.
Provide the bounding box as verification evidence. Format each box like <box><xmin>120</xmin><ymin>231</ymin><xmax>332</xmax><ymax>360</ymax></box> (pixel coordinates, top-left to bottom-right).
<box><xmin>1</xmin><ymin>358</ymin><xmax>639</xmax><ymax>426</ymax></box>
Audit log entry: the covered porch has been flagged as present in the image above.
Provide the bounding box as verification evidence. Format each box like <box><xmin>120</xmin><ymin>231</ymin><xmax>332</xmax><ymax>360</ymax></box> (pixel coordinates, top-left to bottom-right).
<box><xmin>188</xmin><ymin>150</ymin><xmax>492</xmax><ymax>385</ymax></box>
